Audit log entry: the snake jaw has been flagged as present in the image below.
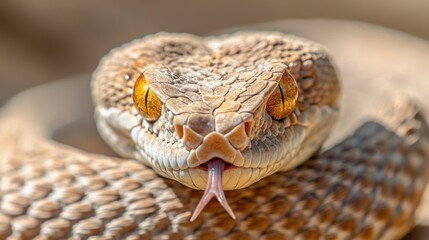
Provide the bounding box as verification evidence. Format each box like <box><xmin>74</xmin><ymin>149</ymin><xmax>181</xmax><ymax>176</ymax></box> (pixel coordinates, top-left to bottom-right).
<box><xmin>190</xmin><ymin>158</ymin><xmax>236</xmax><ymax>221</ymax></box>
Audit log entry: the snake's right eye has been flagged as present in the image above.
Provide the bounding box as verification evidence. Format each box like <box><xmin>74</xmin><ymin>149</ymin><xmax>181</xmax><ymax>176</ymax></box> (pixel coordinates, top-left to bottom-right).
<box><xmin>133</xmin><ymin>75</ymin><xmax>162</xmax><ymax>122</ymax></box>
<box><xmin>266</xmin><ymin>73</ymin><xmax>298</xmax><ymax>121</ymax></box>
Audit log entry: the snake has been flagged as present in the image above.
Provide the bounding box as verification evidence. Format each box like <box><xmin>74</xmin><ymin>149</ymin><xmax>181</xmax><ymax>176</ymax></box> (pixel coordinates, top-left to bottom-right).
<box><xmin>0</xmin><ymin>31</ymin><xmax>428</xmax><ymax>239</ymax></box>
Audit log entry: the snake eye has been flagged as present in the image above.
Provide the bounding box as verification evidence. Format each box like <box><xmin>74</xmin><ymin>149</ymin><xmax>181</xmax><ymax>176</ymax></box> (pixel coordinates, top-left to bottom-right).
<box><xmin>133</xmin><ymin>74</ymin><xmax>162</xmax><ymax>121</ymax></box>
<box><xmin>266</xmin><ymin>73</ymin><xmax>298</xmax><ymax>121</ymax></box>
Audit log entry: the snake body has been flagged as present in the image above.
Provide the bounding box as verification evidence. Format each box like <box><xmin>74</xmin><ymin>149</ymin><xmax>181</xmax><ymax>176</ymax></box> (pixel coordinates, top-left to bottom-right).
<box><xmin>0</xmin><ymin>32</ymin><xmax>428</xmax><ymax>239</ymax></box>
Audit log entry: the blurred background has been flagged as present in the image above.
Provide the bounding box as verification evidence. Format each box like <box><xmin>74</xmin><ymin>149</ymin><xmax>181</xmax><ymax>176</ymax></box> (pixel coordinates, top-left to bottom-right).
<box><xmin>1</xmin><ymin>0</ymin><xmax>429</xmax><ymax>105</ymax></box>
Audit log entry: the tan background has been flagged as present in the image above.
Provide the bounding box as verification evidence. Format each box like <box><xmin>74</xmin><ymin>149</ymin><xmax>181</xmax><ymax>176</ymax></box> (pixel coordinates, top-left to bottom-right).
<box><xmin>1</xmin><ymin>0</ymin><xmax>429</xmax><ymax>105</ymax></box>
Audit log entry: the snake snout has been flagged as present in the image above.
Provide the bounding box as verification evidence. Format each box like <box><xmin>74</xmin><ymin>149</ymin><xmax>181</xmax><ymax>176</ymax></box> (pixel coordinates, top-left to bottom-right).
<box><xmin>186</xmin><ymin>132</ymin><xmax>247</xmax><ymax>168</ymax></box>
<box><xmin>175</xmin><ymin>115</ymin><xmax>252</xmax><ymax>148</ymax></box>
<box><xmin>173</xmin><ymin>113</ymin><xmax>252</xmax><ymax>170</ymax></box>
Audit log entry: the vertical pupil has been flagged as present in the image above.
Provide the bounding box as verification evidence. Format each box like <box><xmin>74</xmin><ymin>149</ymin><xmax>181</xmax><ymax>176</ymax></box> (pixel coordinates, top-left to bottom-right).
<box><xmin>144</xmin><ymin>89</ymin><xmax>150</xmax><ymax>112</ymax></box>
<box><xmin>278</xmin><ymin>85</ymin><xmax>285</xmax><ymax>113</ymax></box>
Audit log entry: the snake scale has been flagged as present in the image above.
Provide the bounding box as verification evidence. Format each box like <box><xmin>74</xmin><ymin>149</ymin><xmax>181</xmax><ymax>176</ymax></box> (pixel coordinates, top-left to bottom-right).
<box><xmin>0</xmin><ymin>32</ymin><xmax>428</xmax><ymax>239</ymax></box>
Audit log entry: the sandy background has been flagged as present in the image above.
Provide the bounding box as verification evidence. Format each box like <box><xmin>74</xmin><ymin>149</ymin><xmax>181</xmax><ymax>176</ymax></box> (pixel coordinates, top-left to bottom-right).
<box><xmin>1</xmin><ymin>0</ymin><xmax>429</xmax><ymax>104</ymax></box>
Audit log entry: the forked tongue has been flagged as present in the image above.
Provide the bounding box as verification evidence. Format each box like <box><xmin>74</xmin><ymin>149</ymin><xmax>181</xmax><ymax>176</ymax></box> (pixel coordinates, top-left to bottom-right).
<box><xmin>190</xmin><ymin>158</ymin><xmax>236</xmax><ymax>221</ymax></box>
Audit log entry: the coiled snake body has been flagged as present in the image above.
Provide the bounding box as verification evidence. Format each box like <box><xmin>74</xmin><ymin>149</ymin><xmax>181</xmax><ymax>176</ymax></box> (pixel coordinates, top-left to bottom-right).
<box><xmin>0</xmin><ymin>32</ymin><xmax>428</xmax><ymax>239</ymax></box>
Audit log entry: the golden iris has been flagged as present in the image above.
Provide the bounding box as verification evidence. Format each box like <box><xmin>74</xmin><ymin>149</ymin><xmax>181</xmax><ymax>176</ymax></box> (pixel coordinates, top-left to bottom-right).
<box><xmin>133</xmin><ymin>75</ymin><xmax>162</xmax><ymax>121</ymax></box>
<box><xmin>266</xmin><ymin>74</ymin><xmax>298</xmax><ymax>121</ymax></box>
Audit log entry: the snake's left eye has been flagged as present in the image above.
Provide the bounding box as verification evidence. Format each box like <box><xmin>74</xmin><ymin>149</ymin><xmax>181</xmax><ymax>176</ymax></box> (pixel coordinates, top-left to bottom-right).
<box><xmin>266</xmin><ymin>73</ymin><xmax>298</xmax><ymax>121</ymax></box>
<box><xmin>133</xmin><ymin>74</ymin><xmax>162</xmax><ymax>121</ymax></box>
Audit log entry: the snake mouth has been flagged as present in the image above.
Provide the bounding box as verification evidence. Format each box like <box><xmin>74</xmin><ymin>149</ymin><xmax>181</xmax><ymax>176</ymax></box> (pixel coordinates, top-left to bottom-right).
<box><xmin>195</xmin><ymin>158</ymin><xmax>237</xmax><ymax>171</ymax></box>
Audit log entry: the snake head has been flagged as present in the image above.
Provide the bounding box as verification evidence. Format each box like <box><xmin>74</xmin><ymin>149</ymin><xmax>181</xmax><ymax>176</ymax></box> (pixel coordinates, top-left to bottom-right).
<box><xmin>92</xmin><ymin>32</ymin><xmax>340</xmax><ymax>220</ymax></box>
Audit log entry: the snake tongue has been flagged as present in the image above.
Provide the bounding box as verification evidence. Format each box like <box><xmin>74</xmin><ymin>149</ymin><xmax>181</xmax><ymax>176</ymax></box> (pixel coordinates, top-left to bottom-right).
<box><xmin>190</xmin><ymin>158</ymin><xmax>236</xmax><ymax>221</ymax></box>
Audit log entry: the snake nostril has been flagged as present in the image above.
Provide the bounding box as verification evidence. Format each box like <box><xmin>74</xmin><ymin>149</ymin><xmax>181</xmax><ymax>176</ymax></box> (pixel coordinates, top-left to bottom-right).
<box><xmin>175</xmin><ymin>124</ymin><xmax>184</xmax><ymax>139</ymax></box>
<box><xmin>244</xmin><ymin>120</ymin><xmax>253</xmax><ymax>137</ymax></box>
<box><xmin>174</xmin><ymin>114</ymin><xmax>190</xmax><ymax>140</ymax></box>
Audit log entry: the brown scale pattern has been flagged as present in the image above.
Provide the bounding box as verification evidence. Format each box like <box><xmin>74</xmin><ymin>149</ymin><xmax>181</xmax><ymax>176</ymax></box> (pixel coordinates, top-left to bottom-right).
<box><xmin>0</xmin><ymin>97</ymin><xmax>428</xmax><ymax>239</ymax></box>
